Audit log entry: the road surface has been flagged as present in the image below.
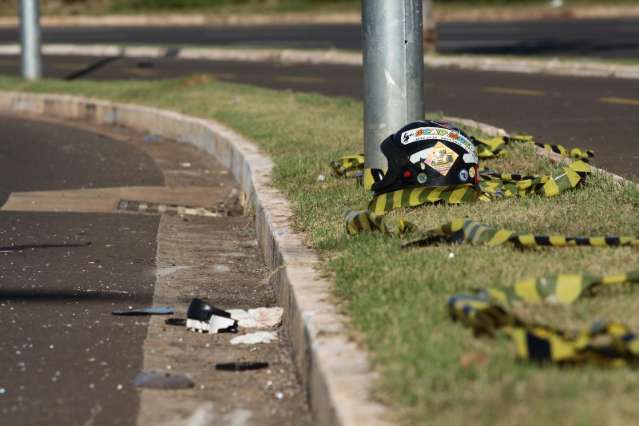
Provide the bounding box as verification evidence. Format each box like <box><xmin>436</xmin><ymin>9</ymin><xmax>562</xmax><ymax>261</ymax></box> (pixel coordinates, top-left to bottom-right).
<box><xmin>1</xmin><ymin>18</ymin><xmax>638</xmax><ymax>58</ymax></box>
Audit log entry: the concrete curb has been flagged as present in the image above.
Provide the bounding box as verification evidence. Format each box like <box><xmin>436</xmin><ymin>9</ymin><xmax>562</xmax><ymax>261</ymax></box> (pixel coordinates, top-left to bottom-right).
<box><xmin>2</xmin><ymin>43</ymin><xmax>639</xmax><ymax>80</ymax></box>
<box><xmin>0</xmin><ymin>91</ymin><xmax>391</xmax><ymax>426</ymax></box>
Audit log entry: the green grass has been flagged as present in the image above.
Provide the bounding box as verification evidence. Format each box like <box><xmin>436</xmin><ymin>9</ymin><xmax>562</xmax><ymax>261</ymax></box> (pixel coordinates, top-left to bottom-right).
<box><xmin>2</xmin><ymin>74</ymin><xmax>639</xmax><ymax>425</ymax></box>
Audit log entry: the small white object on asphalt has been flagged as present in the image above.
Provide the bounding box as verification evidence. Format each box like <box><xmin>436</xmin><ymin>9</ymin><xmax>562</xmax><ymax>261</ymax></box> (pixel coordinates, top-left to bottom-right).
<box><xmin>186</xmin><ymin>314</ymin><xmax>236</xmax><ymax>334</ymax></box>
<box><xmin>275</xmin><ymin>392</ymin><xmax>284</xmax><ymax>400</ymax></box>
<box><xmin>228</xmin><ymin>307</ymin><xmax>283</xmax><ymax>329</ymax></box>
<box><xmin>230</xmin><ymin>331</ymin><xmax>278</xmax><ymax>345</ymax></box>
<box><xmin>0</xmin><ymin>388</ymin><xmax>5</xmax><ymax>395</ymax></box>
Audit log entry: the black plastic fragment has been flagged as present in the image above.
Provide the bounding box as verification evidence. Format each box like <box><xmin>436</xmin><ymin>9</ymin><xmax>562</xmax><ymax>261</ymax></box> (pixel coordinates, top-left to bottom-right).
<box><xmin>186</xmin><ymin>298</ymin><xmax>238</xmax><ymax>333</ymax></box>
<box><xmin>112</xmin><ymin>306</ymin><xmax>174</xmax><ymax>316</ymax></box>
<box><xmin>215</xmin><ymin>362</ymin><xmax>269</xmax><ymax>372</ymax></box>
<box><xmin>187</xmin><ymin>298</ymin><xmax>232</xmax><ymax>320</ymax></box>
<box><xmin>165</xmin><ymin>318</ymin><xmax>187</xmax><ymax>326</ymax></box>
<box><xmin>0</xmin><ymin>241</ymin><xmax>91</xmax><ymax>253</ymax></box>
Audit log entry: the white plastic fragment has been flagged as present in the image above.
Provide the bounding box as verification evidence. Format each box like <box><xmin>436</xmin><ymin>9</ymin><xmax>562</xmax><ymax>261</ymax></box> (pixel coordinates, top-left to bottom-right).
<box><xmin>186</xmin><ymin>315</ymin><xmax>237</xmax><ymax>334</ymax></box>
<box><xmin>230</xmin><ymin>332</ymin><xmax>278</xmax><ymax>345</ymax></box>
<box><xmin>228</xmin><ymin>307</ymin><xmax>283</xmax><ymax>329</ymax></box>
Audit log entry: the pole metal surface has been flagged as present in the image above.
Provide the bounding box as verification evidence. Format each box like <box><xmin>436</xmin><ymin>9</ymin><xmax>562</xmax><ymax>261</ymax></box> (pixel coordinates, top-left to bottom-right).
<box><xmin>20</xmin><ymin>0</ymin><xmax>42</xmax><ymax>80</ymax></box>
<box><xmin>362</xmin><ymin>0</ymin><xmax>425</xmax><ymax>170</ymax></box>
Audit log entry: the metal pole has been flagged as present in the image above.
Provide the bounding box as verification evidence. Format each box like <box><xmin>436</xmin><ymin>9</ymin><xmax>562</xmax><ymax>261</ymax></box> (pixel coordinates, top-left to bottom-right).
<box><xmin>20</xmin><ymin>0</ymin><xmax>42</xmax><ymax>80</ymax></box>
<box><xmin>361</xmin><ymin>0</ymin><xmax>425</xmax><ymax>170</ymax></box>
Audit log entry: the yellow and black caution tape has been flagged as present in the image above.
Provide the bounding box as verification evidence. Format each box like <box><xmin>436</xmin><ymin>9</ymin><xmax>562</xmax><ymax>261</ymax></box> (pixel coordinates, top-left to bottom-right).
<box><xmin>344</xmin><ymin>209</ymin><xmax>416</xmax><ymax>236</ymax></box>
<box><xmin>403</xmin><ymin>218</ymin><xmax>639</xmax><ymax>249</ymax></box>
<box><xmin>449</xmin><ymin>270</ymin><xmax>639</xmax><ymax>365</ymax></box>
<box><xmin>367</xmin><ymin>161</ymin><xmax>590</xmax><ymax>214</ymax></box>
<box><xmin>330</xmin><ymin>154</ymin><xmax>365</xmax><ymax>177</ymax></box>
<box><xmin>472</xmin><ymin>134</ymin><xmax>594</xmax><ymax>162</ymax></box>
<box><xmin>368</xmin><ymin>184</ymin><xmax>482</xmax><ymax>214</ymax></box>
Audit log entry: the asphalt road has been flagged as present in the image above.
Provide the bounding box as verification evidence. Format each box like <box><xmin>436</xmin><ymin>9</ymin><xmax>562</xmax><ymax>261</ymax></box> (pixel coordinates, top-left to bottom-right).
<box><xmin>0</xmin><ymin>54</ymin><xmax>636</xmax><ymax>179</ymax></box>
<box><xmin>1</xmin><ymin>18</ymin><xmax>638</xmax><ymax>58</ymax></box>
<box><xmin>0</xmin><ymin>116</ymin><xmax>162</xmax><ymax>425</ymax></box>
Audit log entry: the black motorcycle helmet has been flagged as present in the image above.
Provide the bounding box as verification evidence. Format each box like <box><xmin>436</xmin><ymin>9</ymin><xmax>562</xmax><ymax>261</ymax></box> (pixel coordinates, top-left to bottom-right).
<box><xmin>371</xmin><ymin>120</ymin><xmax>480</xmax><ymax>195</ymax></box>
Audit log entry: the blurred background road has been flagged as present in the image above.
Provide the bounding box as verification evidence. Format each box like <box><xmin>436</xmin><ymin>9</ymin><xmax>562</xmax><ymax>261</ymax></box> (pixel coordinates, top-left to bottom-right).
<box><xmin>1</xmin><ymin>18</ymin><xmax>638</xmax><ymax>58</ymax></box>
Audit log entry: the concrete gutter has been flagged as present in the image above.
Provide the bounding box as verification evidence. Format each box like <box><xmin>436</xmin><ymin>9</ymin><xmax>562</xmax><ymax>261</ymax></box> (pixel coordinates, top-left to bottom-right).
<box><xmin>0</xmin><ymin>91</ymin><xmax>391</xmax><ymax>426</ymax></box>
<box><xmin>2</xmin><ymin>43</ymin><xmax>639</xmax><ymax>80</ymax></box>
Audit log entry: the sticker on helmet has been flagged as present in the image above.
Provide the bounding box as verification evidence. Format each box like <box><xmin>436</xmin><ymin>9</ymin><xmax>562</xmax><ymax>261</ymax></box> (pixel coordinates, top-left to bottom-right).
<box><xmin>400</xmin><ymin>127</ymin><xmax>475</xmax><ymax>154</ymax></box>
<box><xmin>458</xmin><ymin>169</ymin><xmax>469</xmax><ymax>182</ymax></box>
<box><xmin>409</xmin><ymin>142</ymin><xmax>459</xmax><ymax>176</ymax></box>
<box><xmin>469</xmin><ymin>166</ymin><xmax>476</xmax><ymax>178</ymax></box>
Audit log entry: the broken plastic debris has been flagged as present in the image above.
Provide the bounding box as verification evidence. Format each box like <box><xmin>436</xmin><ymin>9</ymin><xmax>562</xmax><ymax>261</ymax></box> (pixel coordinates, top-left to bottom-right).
<box><xmin>0</xmin><ymin>241</ymin><xmax>91</xmax><ymax>253</ymax></box>
<box><xmin>230</xmin><ymin>332</ymin><xmax>278</xmax><ymax>345</ymax></box>
<box><xmin>112</xmin><ymin>306</ymin><xmax>174</xmax><ymax>316</ymax></box>
<box><xmin>134</xmin><ymin>370</ymin><xmax>194</xmax><ymax>389</ymax></box>
<box><xmin>165</xmin><ymin>318</ymin><xmax>187</xmax><ymax>327</ymax></box>
<box><xmin>215</xmin><ymin>362</ymin><xmax>269</xmax><ymax>372</ymax></box>
<box><xmin>228</xmin><ymin>307</ymin><xmax>283</xmax><ymax>329</ymax></box>
<box><xmin>187</xmin><ymin>298</ymin><xmax>238</xmax><ymax>334</ymax></box>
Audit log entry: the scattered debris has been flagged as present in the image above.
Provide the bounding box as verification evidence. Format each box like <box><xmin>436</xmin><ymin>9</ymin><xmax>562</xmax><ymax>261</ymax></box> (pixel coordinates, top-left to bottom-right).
<box><xmin>180</xmin><ymin>162</ymin><xmax>192</xmax><ymax>168</ymax></box>
<box><xmin>275</xmin><ymin>391</ymin><xmax>284</xmax><ymax>400</ymax></box>
<box><xmin>112</xmin><ymin>306</ymin><xmax>174</xmax><ymax>316</ymax></box>
<box><xmin>165</xmin><ymin>318</ymin><xmax>187</xmax><ymax>327</ymax></box>
<box><xmin>215</xmin><ymin>362</ymin><xmax>269</xmax><ymax>372</ymax></box>
<box><xmin>133</xmin><ymin>370</ymin><xmax>194</xmax><ymax>389</ymax></box>
<box><xmin>230</xmin><ymin>332</ymin><xmax>278</xmax><ymax>345</ymax></box>
<box><xmin>317</xmin><ymin>174</ymin><xmax>326</xmax><ymax>183</ymax></box>
<box><xmin>0</xmin><ymin>241</ymin><xmax>91</xmax><ymax>253</ymax></box>
<box><xmin>187</xmin><ymin>298</ymin><xmax>238</xmax><ymax>334</ymax></box>
<box><xmin>228</xmin><ymin>308</ymin><xmax>283</xmax><ymax>329</ymax></box>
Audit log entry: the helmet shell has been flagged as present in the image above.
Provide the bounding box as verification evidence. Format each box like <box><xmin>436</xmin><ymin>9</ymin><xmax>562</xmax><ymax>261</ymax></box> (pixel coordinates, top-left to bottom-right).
<box><xmin>371</xmin><ymin>120</ymin><xmax>479</xmax><ymax>195</ymax></box>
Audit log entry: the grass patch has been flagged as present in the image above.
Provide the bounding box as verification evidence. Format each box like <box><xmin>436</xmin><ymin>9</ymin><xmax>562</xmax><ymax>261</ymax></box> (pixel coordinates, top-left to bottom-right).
<box><xmin>2</xmin><ymin>74</ymin><xmax>639</xmax><ymax>425</ymax></box>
